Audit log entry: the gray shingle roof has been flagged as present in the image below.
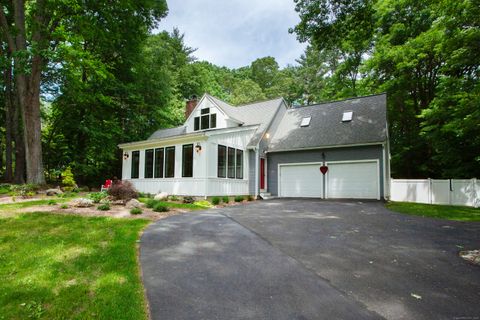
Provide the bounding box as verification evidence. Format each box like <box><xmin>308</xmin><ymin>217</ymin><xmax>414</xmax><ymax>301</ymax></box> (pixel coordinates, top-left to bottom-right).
<box><xmin>207</xmin><ymin>95</ymin><xmax>284</xmax><ymax>147</ymax></box>
<box><xmin>148</xmin><ymin>126</ymin><xmax>186</xmax><ymax>140</ymax></box>
<box><xmin>268</xmin><ymin>94</ymin><xmax>387</xmax><ymax>152</ymax></box>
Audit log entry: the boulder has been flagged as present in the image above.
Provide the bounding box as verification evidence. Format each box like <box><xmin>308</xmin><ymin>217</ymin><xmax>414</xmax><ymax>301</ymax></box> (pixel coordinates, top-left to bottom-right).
<box><xmin>46</xmin><ymin>188</ymin><xmax>63</xmax><ymax>196</ymax></box>
<box><xmin>126</xmin><ymin>199</ymin><xmax>142</xmax><ymax>209</ymax></box>
<box><xmin>71</xmin><ymin>198</ymin><xmax>94</xmax><ymax>208</ymax></box>
<box><xmin>154</xmin><ymin>192</ymin><xmax>169</xmax><ymax>200</ymax></box>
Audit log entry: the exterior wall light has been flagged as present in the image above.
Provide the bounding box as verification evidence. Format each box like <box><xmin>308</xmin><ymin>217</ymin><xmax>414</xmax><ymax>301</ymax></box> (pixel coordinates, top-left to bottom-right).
<box><xmin>195</xmin><ymin>143</ymin><xmax>202</xmax><ymax>153</ymax></box>
<box><xmin>123</xmin><ymin>152</ymin><xmax>129</xmax><ymax>160</ymax></box>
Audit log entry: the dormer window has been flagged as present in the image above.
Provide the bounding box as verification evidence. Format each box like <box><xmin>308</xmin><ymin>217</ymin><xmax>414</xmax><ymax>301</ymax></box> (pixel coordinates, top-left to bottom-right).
<box><xmin>342</xmin><ymin>111</ymin><xmax>353</xmax><ymax>122</ymax></box>
<box><xmin>194</xmin><ymin>108</ymin><xmax>217</xmax><ymax>131</ymax></box>
<box><xmin>300</xmin><ymin>116</ymin><xmax>311</xmax><ymax>127</ymax></box>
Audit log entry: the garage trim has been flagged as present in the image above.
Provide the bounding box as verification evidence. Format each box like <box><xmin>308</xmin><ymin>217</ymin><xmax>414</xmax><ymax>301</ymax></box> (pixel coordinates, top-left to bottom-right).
<box><xmin>325</xmin><ymin>159</ymin><xmax>380</xmax><ymax>200</ymax></box>
<box><xmin>278</xmin><ymin>162</ymin><xmax>323</xmax><ymax>198</ymax></box>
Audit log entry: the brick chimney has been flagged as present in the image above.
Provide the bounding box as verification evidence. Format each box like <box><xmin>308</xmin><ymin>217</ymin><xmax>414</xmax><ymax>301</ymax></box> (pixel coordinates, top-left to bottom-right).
<box><xmin>185</xmin><ymin>95</ymin><xmax>198</xmax><ymax>119</ymax></box>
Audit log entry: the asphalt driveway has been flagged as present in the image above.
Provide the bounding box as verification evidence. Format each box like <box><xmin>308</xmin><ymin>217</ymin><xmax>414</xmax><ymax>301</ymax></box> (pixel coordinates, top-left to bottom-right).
<box><xmin>140</xmin><ymin>199</ymin><xmax>480</xmax><ymax>320</ymax></box>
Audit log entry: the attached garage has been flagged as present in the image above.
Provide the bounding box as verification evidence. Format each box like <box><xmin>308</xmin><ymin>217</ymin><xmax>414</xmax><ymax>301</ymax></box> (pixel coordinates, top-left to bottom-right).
<box><xmin>279</xmin><ymin>163</ymin><xmax>323</xmax><ymax>197</ymax></box>
<box><xmin>275</xmin><ymin>157</ymin><xmax>382</xmax><ymax>200</ymax></box>
<box><xmin>326</xmin><ymin>160</ymin><xmax>380</xmax><ymax>199</ymax></box>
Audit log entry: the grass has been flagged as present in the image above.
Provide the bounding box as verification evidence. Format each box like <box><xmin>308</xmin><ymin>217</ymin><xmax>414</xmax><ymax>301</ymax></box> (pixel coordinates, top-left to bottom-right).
<box><xmin>140</xmin><ymin>198</ymin><xmax>210</xmax><ymax>210</ymax></box>
<box><xmin>0</xmin><ymin>198</ymin><xmax>71</xmax><ymax>212</ymax></box>
<box><xmin>386</xmin><ymin>201</ymin><xmax>480</xmax><ymax>221</ymax></box>
<box><xmin>0</xmin><ymin>184</ymin><xmax>11</xmax><ymax>195</ymax></box>
<box><xmin>0</xmin><ymin>212</ymin><xmax>150</xmax><ymax>319</ymax></box>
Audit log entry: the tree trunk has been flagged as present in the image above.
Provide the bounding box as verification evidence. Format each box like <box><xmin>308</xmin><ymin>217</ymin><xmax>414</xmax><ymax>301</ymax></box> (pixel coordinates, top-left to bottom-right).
<box><xmin>3</xmin><ymin>51</ymin><xmax>14</xmax><ymax>181</ymax></box>
<box><xmin>13</xmin><ymin>92</ymin><xmax>25</xmax><ymax>184</ymax></box>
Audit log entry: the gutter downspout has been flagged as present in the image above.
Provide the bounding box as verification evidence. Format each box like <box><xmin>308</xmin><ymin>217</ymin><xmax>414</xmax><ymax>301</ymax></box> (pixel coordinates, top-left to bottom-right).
<box><xmin>204</xmin><ymin>141</ymin><xmax>208</xmax><ymax>199</ymax></box>
<box><xmin>255</xmin><ymin>147</ymin><xmax>259</xmax><ymax>199</ymax></box>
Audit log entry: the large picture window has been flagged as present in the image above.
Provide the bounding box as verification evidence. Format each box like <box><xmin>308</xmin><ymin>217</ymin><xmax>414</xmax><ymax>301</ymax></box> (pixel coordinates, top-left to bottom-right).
<box><xmin>182</xmin><ymin>144</ymin><xmax>193</xmax><ymax>177</ymax></box>
<box><xmin>131</xmin><ymin>151</ymin><xmax>140</xmax><ymax>179</ymax></box>
<box><xmin>165</xmin><ymin>147</ymin><xmax>175</xmax><ymax>178</ymax></box>
<box><xmin>154</xmin><ymin>148</ymin><xmax>164</xmax><ymax>178</ymax></box>
<box><xmin>227</xmin><ymin>147</ymin><xmax>235</xmax><ymax>178</ymax></box>
<box><xmin>236</xmin><ymin>149</ymin><xmax>243</xmax><ymax>179</ymax></box>
<box><xmin>144</xmin><ymin>149</ymin><xmax>154</xmax><ymax>178</ymax></box>
<box><xmin>217</xmin><ymin>145</ymin><xmax>227</xmax><ymax>178</ymax></box>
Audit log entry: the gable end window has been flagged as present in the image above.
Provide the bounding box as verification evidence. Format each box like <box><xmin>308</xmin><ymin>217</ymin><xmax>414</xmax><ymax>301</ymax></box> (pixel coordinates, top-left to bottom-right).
<box><xmin>194</xmin><ymin>117</ymin><xmax>200</xmax><ymax>131</ymax></box>
<box><xmin>182</xmin><ymin>144</ymin><xmax>194</xmax><ymax>177</ymax></box>
<box><xmin>201</xmin><ymin>108</ymin><xmax>210</xmax><ymax>115</ymax></box>
<box><xmin>144</xmin><ymin>149</ymin><xmax>154</xmax><ymax>178</ymax></box>
<box><xmin>165</xmin><ymin>146</ymin><xmax>175</xmax><ymax>178</ymax></box>
<box><xmin>210</xmin><ymin>113</ymin><xmax>217</xmax><ymax>128</ymax></box>
<box><xmin>131</xmin><ymin>151</ymin><xmax>140</xmax><ymax>179</ymax></box>
<box><xmin>201</xmin><ymin>114</ymin><xmax>210</xmax><ymax>130</ymax></box>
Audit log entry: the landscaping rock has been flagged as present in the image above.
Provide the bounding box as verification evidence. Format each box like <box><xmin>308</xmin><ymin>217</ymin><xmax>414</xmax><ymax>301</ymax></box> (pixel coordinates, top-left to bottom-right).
<box><xmin>71</xmin><ymin>198</ymin><xmax>94</xmax><ymax>208</ymax></box>
<box><xmin>154</xmin><ymin>192</ymin><xmax>169</xmax><ymax>200</ymax></box>
<box><xmin>46</xmin><ymin>188</ymin><xmax>63</xmax><ymax>196</ymax></box>
<box><xmin>126</xmin><ymin>199</ymin><xmax>142</xmax><ymax>209</ymax></box>
<box><xmin>460</xmin><ymin>250</ymin><xmax>480</xmax><ymax>265</ymax></box>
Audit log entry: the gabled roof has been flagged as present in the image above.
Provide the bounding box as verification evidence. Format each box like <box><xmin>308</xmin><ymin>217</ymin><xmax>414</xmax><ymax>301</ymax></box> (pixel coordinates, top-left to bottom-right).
<box><xmin>268</xmin><ymin>94</ymin><xmax>387</xmax><ymax>152</ymax></box>
<box><xmin>206</xmin><ymin>94</ymin><xmax>285</xmax><ymax>147</ymax></box>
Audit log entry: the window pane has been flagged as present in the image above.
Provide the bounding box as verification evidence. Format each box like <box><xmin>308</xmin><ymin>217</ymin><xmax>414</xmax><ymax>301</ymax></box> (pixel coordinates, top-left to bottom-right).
<box><xmin>201</xmin><ymin>115</ymin><xmax>209</xmax><ymax>130</ymax></box>
<box><xmin>217</xmin><ymin>145</ymin><xmax>226</xmax><ymax>178</ymax></box>
<box><xmin>154</xmin><ymin>148</ymin><xmax>164</xmax><ymax>178</ymax></box>
<box><xmin>131</xmin><ymin>151</ymin><xmax>140</xmax><ymax>179</ymax></box>
<box><xmin>165</xmin><ymin>147</ymin><xmax>175</xmax><ymax>178</ymax></box>
<box><xmin>201</xmin><ymin>108</ymin><xmax>210</xmax><ymax>115</ymax></box>
<box><xmin>182</xmin><ymin>144</ymin><xmax>193</xmax><ymax>177</ymax></box>
<box><xmin>236</xmin><ymin>149</ymin><xmax>243</xmax><ymax>179</ymax></box>
<box><xmin>194</xmin><ymin>117</ymin><xmax>200</xmax><ymax>131</ymax></box>
<box><xmin>227</xmin><ymin>147</ymin><xmax>235</xmax><ymax>178</ymax></box>
<box><xmin>210</xmin><ymin>114</ymin><xmax>217</xmax><ymax>128</ymax></box>
<box><xmin>144</xmin><ymin>149</ymin><xmax>154</xmax><ymax>178</ymax></box>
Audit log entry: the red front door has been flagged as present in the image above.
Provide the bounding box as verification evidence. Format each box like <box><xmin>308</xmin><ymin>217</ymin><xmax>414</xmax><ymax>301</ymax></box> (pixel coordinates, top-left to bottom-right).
<box><xmin>260</xmin><ymin>158</ymin><xmax>265</xmax><ymax>189</ymax></box>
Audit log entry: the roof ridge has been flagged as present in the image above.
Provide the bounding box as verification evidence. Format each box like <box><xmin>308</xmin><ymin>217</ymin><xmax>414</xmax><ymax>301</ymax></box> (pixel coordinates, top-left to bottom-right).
<box><xmin>296</xmin><ymin>93</ymin><xmax>386</xmax><ymax>109</ymax></box>
<box><xmin>235</xmin><ymin>96</ymin><xmax>284</xmax><ymax>108</ymax></box>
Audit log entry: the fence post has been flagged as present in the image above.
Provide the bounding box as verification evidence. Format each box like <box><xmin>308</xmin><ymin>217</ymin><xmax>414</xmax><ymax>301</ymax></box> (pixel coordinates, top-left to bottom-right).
<box><xmin>428</xmin><ymin>178</ymin><xmax>432</xmax><ymax>204</ymax></box>
<box><xmin>473</xmin><ymin>178</ymin><xmax>478</xmax><ymax>208</ymax></box>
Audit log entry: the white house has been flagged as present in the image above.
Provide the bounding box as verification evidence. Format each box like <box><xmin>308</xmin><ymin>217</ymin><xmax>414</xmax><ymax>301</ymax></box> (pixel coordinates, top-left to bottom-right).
<box><xmin>119</xmin><ymin>93</ymin><xmax>390</xmax><ymax>199</ymax></box>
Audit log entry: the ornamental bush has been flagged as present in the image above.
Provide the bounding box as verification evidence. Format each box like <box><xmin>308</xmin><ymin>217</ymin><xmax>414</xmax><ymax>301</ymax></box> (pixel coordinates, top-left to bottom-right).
<box><xmin>211</xmin><ymin>197</ymin><xmax>220</xmax><ymax>205</ymax></box>
<box><xmin>61</xmin><ymin>166</ymin><xmax>77</xmax><ymax>191</ymax></box>
<box><xmin>107</xmin><ymin>181</ymin><xmax>138</xmax><ymax>202</ymax></box>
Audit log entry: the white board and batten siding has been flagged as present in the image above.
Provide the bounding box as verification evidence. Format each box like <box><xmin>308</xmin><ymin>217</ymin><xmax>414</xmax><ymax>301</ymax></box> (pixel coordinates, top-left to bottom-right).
<box><xmin>390</xmin><ymin>178</ymin><xmax>480</xmax><ymax>207</ymax></box>
<box><xmin>278</xmin><ymin>160</ymin><xmax>380</xmax><ymax>199</ymax></box>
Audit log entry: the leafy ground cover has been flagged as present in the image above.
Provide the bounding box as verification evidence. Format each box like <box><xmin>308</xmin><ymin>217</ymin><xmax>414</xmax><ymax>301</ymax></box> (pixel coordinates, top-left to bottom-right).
<box><xmin>0</xmin><ymin>208</ymin><xmax>149</xmax><ymax>319</ymax></box>
<box><xmin>386</xmin><ymin>202</ymin><xmax>480</xmax><ymax>221</ymax></box>
<box><xmin>140</xmin><ymin>198</ymin><xmax>212</xmax><ymax>211</ymax></box>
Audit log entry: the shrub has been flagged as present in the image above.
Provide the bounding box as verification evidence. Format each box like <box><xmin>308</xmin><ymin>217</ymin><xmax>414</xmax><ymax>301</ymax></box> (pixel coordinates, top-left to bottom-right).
<box><xmin>222</xmin><ymin>196</ymin><xmax>229</xmax><ymax>203</ymax></box>
<box><xmin>47</xmin><ymin>200</ymin><xmax>57</xmax><ymax>206</ymax></box>
<box><xmin>97</xmin><ymin>203</ymin><xmax>110</xmax><ymax>211</ymax></box>
<box><xmin>168</xmin><ymin>195</ymin><xmax>179</xmax><ymax>201</ymax></box>
<box><xmin>10</xmin><ymin>184</ymin><xmax>40</xmax><ymax>198</ymax></box>
<box><xmin>61</xmin><ymin>166</ymin><xmax>77</xmax><ymax>192</ymax></box>
<box><xmin>211</xmin><ymin>197</ymin><xmax>220</xmax><ymax>205</ymax></box>
<box><xmin>247</xmin><ymin>195</ymin><xmax>254</xmax><ymax>201</ymax></box>
<box><xmin>60</xmin><ymin>204</ymin><xmax>68</xmax><ymax>209</ymax></box>
<box><xmin>153</xmin><ymin>203</ymin><xmax>169</xmax><ymax>212</ymax></box>
<box><xmin>139</xmin><ymin>192</ymin><xmax>153</xmax><ymax>198</ymax></box>
<box><xmin>234</xmin><ymin>196</ymin><xmax>244</xmax><ymax>202</ymax></box>
<box><xmin>0</xmin><ymin>184</ymin><xmax>11</xmax><ymax>194</ymax></box>
<box><xmin>107</xmin><ymin>181</ymin><xmax>138</xmax><ymax>202</ymax></box>
<box><xmin>130</xmin><ymin>207</ymin><xmax>143</xmax><ymax>215</ymax></box>
<box><xmin>89</xmin><ymin>191</ymin><xmax>108</xmax><ymax>204</ymax></box>
<box><xmin>183</xmin><ymin>196</ymin><xmax>195</xmax><ymax>204</ymax></box>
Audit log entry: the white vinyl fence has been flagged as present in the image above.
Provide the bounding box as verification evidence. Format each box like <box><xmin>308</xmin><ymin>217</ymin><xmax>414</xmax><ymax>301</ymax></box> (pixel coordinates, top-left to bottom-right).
<box><xmin>390</xmin><ymin>179</ymin><xmax>479</xmax><ymax>208</ymax></box>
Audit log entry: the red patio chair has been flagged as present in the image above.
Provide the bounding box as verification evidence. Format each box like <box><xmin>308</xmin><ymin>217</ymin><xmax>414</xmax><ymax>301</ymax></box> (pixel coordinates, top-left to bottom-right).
<box><xmin>101</xmin><ymin>179</ymin><xmax>112</xmax><ymax>191</ymax></box>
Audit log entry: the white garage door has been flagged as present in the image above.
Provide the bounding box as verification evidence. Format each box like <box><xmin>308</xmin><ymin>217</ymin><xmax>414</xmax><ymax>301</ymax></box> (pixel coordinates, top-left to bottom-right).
<box><xmin>326</xmin><ymin>161</ymin><xmax>379</xmax><ymax>199</ymax></box>
<box><xmin>279</xmin><ymin>164</ymin><xmax>323</xmax><ymax>197</ymax></box>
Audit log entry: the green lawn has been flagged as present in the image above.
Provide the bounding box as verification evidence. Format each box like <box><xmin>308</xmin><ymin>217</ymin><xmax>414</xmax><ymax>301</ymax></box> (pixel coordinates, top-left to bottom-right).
<box><xmin>0</xmin><ymin>212</ymin><xmax>150</xmax><ymax>319</ymax></box>
<box><xmin>386</xmin><ymin>201</ymin><xmax>480</xmax><ymax>221</ymax></box>
<box><xmin>0</xmin><ymin>198</ymin><xmax>70</xmax><ymax>212</ymax></box>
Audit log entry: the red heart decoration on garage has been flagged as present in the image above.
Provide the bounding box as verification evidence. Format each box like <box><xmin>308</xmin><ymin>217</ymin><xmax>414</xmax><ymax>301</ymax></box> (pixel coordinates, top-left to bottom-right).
<box><xmin>320</xmin><ymin>166</ymin><xmax>328</xmax><ymax>175</ymax></box>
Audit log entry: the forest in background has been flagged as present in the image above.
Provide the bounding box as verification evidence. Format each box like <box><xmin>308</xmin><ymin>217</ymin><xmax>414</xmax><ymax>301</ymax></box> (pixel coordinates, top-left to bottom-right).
<box><xmin>0</xmin><ymin>0</ymin><xmax>479</xmax><ymax>186</ymax></box>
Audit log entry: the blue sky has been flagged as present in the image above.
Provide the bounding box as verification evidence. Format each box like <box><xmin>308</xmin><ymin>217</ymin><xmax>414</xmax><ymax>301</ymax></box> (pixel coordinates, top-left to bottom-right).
<box><xmin>155</xmin><ymin>0</ymin><xmax>307</xmax><ymax>69</ymax></box>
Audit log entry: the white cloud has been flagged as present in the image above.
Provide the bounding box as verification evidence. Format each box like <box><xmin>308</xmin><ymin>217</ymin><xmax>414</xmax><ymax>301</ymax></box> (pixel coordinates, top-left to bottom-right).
<box><xmin>154</xmin><ymin>0</ymin><xmax>307</xmax><ymax>68</ymax></box>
